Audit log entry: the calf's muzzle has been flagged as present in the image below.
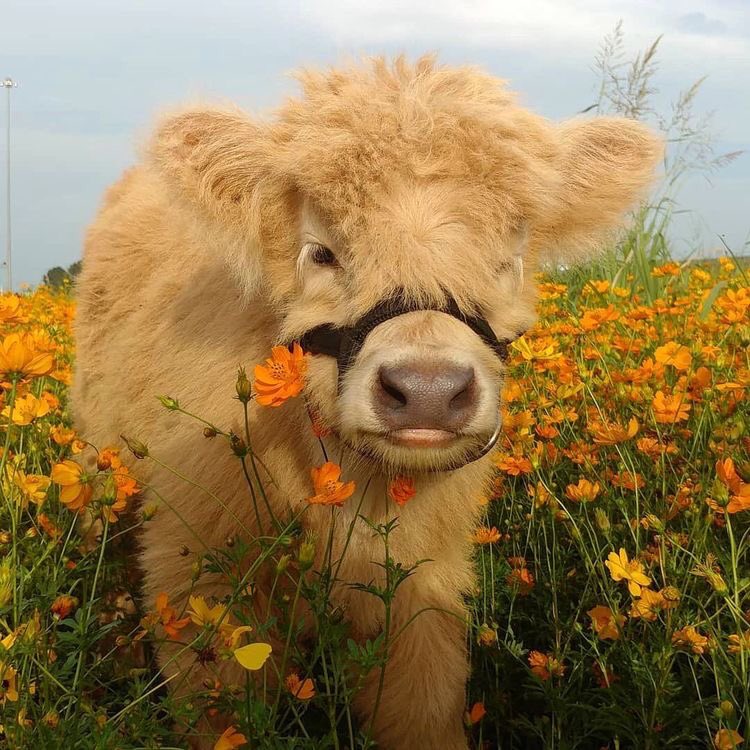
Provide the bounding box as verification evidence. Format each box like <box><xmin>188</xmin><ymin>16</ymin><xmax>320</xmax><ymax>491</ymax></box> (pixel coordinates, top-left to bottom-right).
<box><xmin>375</xmin><ymin>361</ymin><xmax>477</xmax><ymax>432</ymax></box>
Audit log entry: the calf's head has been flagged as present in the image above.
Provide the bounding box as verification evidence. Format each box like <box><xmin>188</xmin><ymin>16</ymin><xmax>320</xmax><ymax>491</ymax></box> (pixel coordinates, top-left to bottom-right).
<box><xmin>149</xmin><ymin>57</ymin><xmax>661</xmax><ymax>473</ymax></box>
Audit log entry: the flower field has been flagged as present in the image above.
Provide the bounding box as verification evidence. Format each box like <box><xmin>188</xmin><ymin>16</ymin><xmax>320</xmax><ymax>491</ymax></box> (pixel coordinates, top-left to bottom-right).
<box><xmin>0</xmin><ymin>255</ymin><xmax>748</xmax><ymax>749</ymax></box>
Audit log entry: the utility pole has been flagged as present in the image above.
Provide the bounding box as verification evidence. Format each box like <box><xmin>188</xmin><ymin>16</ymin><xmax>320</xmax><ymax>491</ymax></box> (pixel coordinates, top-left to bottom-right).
<box><xmin>2</xmin><ymin>77</ymin><xmax>17</xmax><ymax>293</ymax></box>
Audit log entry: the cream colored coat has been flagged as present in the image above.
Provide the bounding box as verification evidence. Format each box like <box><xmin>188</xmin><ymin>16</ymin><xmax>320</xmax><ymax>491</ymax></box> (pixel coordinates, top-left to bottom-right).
<box><xmin>72</xmin><ymin>56</ymin><xmax>661</xmax><ymax>749</ymax></box>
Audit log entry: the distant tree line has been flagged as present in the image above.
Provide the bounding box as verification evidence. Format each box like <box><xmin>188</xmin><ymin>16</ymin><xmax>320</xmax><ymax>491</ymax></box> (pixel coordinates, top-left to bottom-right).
<box><xmin>43</xmin><ymin>260</ymin><xmax>82</xmax><ymax>288</ymax></box>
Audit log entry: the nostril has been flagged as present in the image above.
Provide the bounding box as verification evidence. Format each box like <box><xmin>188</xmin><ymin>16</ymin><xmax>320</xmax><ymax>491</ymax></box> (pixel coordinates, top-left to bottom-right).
<box><xmin>378</xmin><ymin>368</ymin><xmax>408</xmax><ymax>408</ymax></box>
<box><xmin>448</xmin><ymin>368</ymin><xmax>475</xmax><ymax>411</ymax></box>
<box><xmin>449</xmin><ymin>372</ymin><xmax>475</xmax><ymax>411</ymax></box>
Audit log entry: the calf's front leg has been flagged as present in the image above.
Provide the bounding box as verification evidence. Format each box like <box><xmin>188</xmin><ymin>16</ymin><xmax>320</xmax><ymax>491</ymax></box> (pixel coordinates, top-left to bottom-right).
<box><xmin>354</xmin><ymin>584</ymin><xmax>470</xmax><ymax>750</ymax></box>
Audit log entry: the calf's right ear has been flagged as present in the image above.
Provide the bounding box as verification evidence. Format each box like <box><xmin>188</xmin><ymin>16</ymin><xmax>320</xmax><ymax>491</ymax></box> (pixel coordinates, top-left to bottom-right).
<box><xmin>147</xmin><ymin>106</ymin><xmax>279</xmax><ymax>294</ymax></box>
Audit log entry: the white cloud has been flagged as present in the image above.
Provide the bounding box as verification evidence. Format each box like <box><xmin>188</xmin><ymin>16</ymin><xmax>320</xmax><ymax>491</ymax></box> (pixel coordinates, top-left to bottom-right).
<box><xmin>297</xmin><ymin>0</ymin><xmax>750</xmax><ymax>60</ymax></box>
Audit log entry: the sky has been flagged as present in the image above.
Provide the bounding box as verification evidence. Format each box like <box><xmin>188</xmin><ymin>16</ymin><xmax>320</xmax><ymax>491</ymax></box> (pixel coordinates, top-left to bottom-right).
<box><xmin>1</xmin><ymin>0</ymin><xmax>748</xmax><ymax>288</ymax></box>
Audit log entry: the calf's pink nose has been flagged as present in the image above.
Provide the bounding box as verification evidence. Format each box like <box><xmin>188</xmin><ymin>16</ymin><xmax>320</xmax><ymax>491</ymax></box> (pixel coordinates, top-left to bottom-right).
<box><xmin>374</xmin><ymin>361</ymin><xmax>477</xmax><ymax>432</ymax></box>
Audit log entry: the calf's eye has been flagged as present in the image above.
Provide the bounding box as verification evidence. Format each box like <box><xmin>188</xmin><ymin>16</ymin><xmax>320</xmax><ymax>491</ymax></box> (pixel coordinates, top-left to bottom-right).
<box><xmin>309</xmin><ymin>243</ymin><xmax>339</xmax><ymax>267</ymax></box>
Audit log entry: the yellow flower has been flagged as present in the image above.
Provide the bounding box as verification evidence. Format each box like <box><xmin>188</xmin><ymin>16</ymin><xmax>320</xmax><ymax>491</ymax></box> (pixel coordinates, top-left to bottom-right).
<box><xmin>629</xmin><ymin>588</ymin><xmax>665</xmax><ymax>622</ymax></box>
<box><xmin>0</xmin><ymin>294</ymin><xmax>22</xmax><ymax>324</ymax></box>
<box><xmin>473</xmin><ymin>526</ymin><xmax>501</xmax><ymax>544</ymax></box>
<box><xmin>589</xmin><ymin>417</ymin><xmax>639</xmax><ymax>445</ymax></box>
<box><xmin>0</xmin><ymin>557</ymin><xmax>12</xmax><ymax>609</ymax></box>
<box><xmin>187</xmin><ymin>595</ymin><xmax>228</xmax><ymax>628</ymax></box>
<box><xmin>223</xmin><ymin>625</ymin><xmax>254</xmax><ymax>650</ymax></box>
<box><xmin>2</xmin><ymin>392</ymin><xmax>52</xmax><ymax>425</ymax></box>
<box><xmin>50</xmin><ymin>460</ymin><xmax>93</xmax><ymax>512</ymax></box>
<box><xmin>10</xmin><ymin>467</ymin><xmax>51</xmax><ymax>508</ymax></box>
<box><xmin>587</xmin><ymin>605</ymin><xmax>625</xmax><ymax>641</ymax></box>
<box><xmin>651</xmin><ymin>391</ymin><xmax>691</xmax><ymax>424</ymax></box>
<box><xmin>50</xmin><ymin>425</ymin><xmax>76</xmax><ymax>445</ymax></box>
<box><xmin>234</xmin><ymin>642</ymin><xmax>272</xmax><ymax>671</ymax></box>
<box><xmin>654</xmin><ymin>341</ymin><xmax>692</xmax><ymax>371</ymax></box>
<box><xmin>714</xmin><ymin>729</ymin><xmax>743</xmax><ymax>750</ymax></box>
<box><xmin>565</xmin><ymin>479</ymin><xmax>601</xmax><ymax>503</ymax></box>
<box><xmin>0</xmin><ymin>332</ymin><xmax>54</xmax><ymax>379</ymax></box>
<box><xmin>253</xmin><ymin>343</ymin><xmax>307</xmax><ymax>407</ymax></box>
<box><xmin>727</xmin><ymin>631</ymin><xmax>750</xmax><ymax>655</ymax></box>
<box><xmin>651</xmin><ymin>261</ymin><xmax>681</xmax><ymax>277</ymax></box>
<box><xmin>672</xmin><ymin>626</ymin><xmax>709</xmax><ymax>655</ymax></box>
<box><xmin>605</xmin><ymin>548</ymin><xmax>651</xmax><ymax>597</ymax></box>
<box><xmin>0</xmin><ymin>662</ymin><xmax>18</xmax><ymax>704</ymax></box>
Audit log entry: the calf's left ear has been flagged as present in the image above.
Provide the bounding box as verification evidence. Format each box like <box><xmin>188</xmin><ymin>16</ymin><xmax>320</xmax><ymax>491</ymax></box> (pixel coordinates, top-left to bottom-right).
<box><xmin>534</xmin><ymin>117</ymin><xmax>664</xmax><ymax>262</ymax></box>
<box><xmin>147</xmin><ymin>106</ymin><xmax>282</xmax><ymax>295</ymax></box>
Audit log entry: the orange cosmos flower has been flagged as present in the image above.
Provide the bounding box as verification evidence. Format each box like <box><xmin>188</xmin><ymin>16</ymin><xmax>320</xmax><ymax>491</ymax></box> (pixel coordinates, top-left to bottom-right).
<box><xmin>0</xmin><ymin>332</ymin><xmax>54</xmax><ymax>379</ymax></box>
<box><xmin>214</xmin><ymin>726</ymin><xmax>248</xmax><ymax>750</ymax></box>
<box><xmin>671</xmin><ymin>626</ymin><xmax>709</xmax><ymax>655</ymax></box>
<box><xmin>37</xmin><ymin>512</ymin><xmax>61</xmax><ymax>539</ymax></box>
<box><xmin>0</xmin><ymin>294</ymin><xmax>22</xmax><ymax>324</ymax></box>
<box><xmin>50</xmin><ymin>460</ymin><xmax>93</xmax><ymax>513</ymax></box>
<box><xmin>505</xmin><ymin>566</ymin><xmax>535</xmax><ymax>595</ymax></box>
<box><xmin>714</xmin><ymin>729</ymin><xmax>744</xmax><ymax>750</ymax></box>
<box><xmin>388</xmin><ymin>475</ymin><xmax>416</xmax><ymax>507</ymax></box>
<box><xmin>605</xmin><ymin>548</ymin><xmax>651</xmax><ymax>597</ymax></box>
<box><xmin>651</xmin><ymin>391</ymin><xmax>691</xmax><ymax>424</ymax></box>
<box><xmin>587</xmin><ymin>605</ymin><xmax>625</xmax><ymax>641</ymax></box>
<box><xmin>528</xmin><ymin>651</ymin><xmax>565</xmax><ymax>680</ymax></box>
<box><xmin>465</xmin><ymin>701</ymin><xmax>486</xmax><ymax>725</ymax></box>
<box><xmin>10</xmin><ymin>468</ymin><xmax>51</xmax><ymax>508</ymax></box>
<box><xmin>50</xmin><ymin>425</ymin><xmax>76</xmax><ymax>445</ymax></box>
<box><xmin>495</xmin><ymin>455</ymin><xmax>533</xmax><ymax>476</ymax></box>
<box><xmin>654</xmin><ymin>341</ymin><xmax>692</xmax><ymax>371</ymax></box>
<box><xmin>651</xmin><ymin>261</ymin><xmax>681</xmax><ymax>277</ymax></box>
<box><xmin>612</xmin><ymin>471</ymin><xmax>646</xmax><ymax>491</ymax></box>
<box><xmin>579</xmin><ymin>305</ymin><xmax>620</xmax><ymax>331</ymax></box>
<box><xmin>307</xmin><ymin>462</ymin><xmax>355</xmax><ymax>507</ymax></box>
<box><xmin>727</xmin><ymin>631</ymin><xmax>750</xmax><ymax>655</ymax></box>
<box><xmin>155</xmin><ymin>592</ymin><xmax>191</xmax><ymax>640</ymax></box>
<box><xmin>565</xmin><ymin>479</ymin><xmax>601</xmax><ymax>503</ymax></box>
<box><xmin>285</xmin><ymin>672</ymin><xmax>316</xmax><ymax>700</ymax></box>
<box><xmin>589</xmin><ymin>417</ymin><xmax>639</xmax><ymax>445</ymax></box>
<box><xmin>629</xmin><ymin>588</ymin><xmax>665</xmax><ymax>622</ymax></box>
<box><xmin>253</xmin><ymin>343</ymin><xmax>307</xmax><ymax>407</ymax></box>
<box><xmin>1</xmin><ymin>392</ymin><xmax>51</xmax><ymax>425</ymax></box>
<box><xmin>473</xmin><ymin>526</ymin><xmax>501</xmax><ymax>544</ymax></box>
<box><xmin>717</xmin><ymin>458</ymin><xmax>743</xmax><ymax>494</ymax></box>
<box><xmin>50</xmin><ymin>594</ymin><xmax>78</xmax><ymax>619</ymax></box>
<box><xmin>636</xmin><ymin>436</ymin><xmax>678</xmax><ymax>458</ymax></box>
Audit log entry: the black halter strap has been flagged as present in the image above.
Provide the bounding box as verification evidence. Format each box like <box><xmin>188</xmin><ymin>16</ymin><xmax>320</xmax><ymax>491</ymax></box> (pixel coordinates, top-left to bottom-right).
<box><xmin>291</xmin><ymin>292</ymin><xmax>512</xmax><ymax>381</ymax></box>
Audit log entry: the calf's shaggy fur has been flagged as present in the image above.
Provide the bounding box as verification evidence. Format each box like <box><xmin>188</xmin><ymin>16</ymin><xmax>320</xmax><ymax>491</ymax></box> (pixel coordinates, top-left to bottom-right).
<box><xmin>72</xmin><ymin>56</ymin><xmax>661</xmax><ymax>748</ymax></box>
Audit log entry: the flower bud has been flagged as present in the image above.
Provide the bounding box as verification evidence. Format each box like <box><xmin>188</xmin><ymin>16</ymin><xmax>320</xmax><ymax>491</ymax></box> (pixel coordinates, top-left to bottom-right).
<box><xmin>42</xmin><ymin>711</ymin><xmax>59</xmax><ymax>729</ymax></box>
<box><xmin>276</xmin><ymin>554</ymin><xmax>291</xmax><ymax>575</ymax></box>
<box><xmin>141</xmin><ymin>503</ymin><xmax>158</xmax><ymax>521</ymax></box>
<box><xmin>203</xmin><ymin>426</ymin><xmax>217</xmax><ymax>439</ymax></box>
<box><xmin>191</xmin><ymin>560</ymin><xmax>202</xmax><ymax>582</ymax></box>
<box><xmin>121</xmin><ymin>434</ymin><xmax>149</xmax><ymax>459</ymax></box>
<box><xmin>594</xmin><ymin>508</ymin><xmax>610</xmax><ymax>532</ymax></box>
<box><xmin>298</xmin><ymin>537</ymin><xmax>316</xmax><ymax>571</ymax></box>
<box><xmin>236</xmin><ymin>367</ymin><xmax>252</xmax><ymax>403</ymax></box>
<box><xmin>230</xmin><ymin>433</ymin><xmax>247</xmax><ymax>457</ymax></box>
<box><xmin>157</xmin><ymin>395</ymin><xmax>180</xmax><ymax>411</ymax></box>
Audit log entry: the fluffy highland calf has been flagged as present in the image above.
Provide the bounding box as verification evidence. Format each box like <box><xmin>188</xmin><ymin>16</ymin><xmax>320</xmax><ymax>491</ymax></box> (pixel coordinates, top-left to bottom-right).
<box><xmin>72</xmin><ymin>56</ymin><xmax>661</xmax><ymax>749</ymax></box>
